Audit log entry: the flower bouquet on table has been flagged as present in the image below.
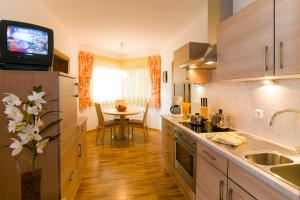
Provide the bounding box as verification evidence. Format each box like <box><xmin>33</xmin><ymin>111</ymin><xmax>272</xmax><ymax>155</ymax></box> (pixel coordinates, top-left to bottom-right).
<box><xmin>2</xmin><ymin>86</ymin><xmax>61</xmax><ymax>200</ymax></box>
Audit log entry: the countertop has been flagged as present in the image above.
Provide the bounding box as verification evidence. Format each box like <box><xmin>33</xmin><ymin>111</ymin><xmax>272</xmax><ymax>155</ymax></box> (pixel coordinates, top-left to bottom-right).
<box><xmin>161</xmin><ymin>115</ymin><xmax>300</xmax><ymax>200</ymax></box>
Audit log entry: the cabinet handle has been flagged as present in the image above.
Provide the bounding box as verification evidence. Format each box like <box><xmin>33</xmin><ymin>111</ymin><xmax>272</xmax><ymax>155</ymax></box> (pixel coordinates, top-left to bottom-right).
<box><xmin>280</xmin><ymin>42</ymin><xmax>284</xmax><ymax>69</ymax></box>
<box><xmin>264</xmin><ymin>46</ymin><xmax>269</xmax><ymax>71</ymax></box>
<box><xmin>219</xmin><ymin>180</ymin><xmax>224</xmax><ymax>200</ymax></box>
<box><xmin>228</xmin><ymin>188</ymin><xmax>233</xmax><ymax>200</ymax></box>
<box><xmin>74</xmin><ymin>82</ymin><xmax>79</xmax><ymax>97</ymax></box>
<box><xmin>202</xmin><ymin>150</ymin><xmax>216</xmax><ymax>161</ymax></box>
<box><xmin>78</xmin><ymin>144</ymin><xmax>82</xmax><ymax>157</ymax></box>
<box><xmin>68</xmin><ymin>170</ymin><xmax>77</xmax><ymax>181</ymax></box>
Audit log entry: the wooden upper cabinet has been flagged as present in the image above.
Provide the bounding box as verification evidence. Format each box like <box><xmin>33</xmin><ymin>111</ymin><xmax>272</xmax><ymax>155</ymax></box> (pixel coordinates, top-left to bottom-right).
<box><xmin>275</xmin><ymin>0</ymin><xmax>300</xmax><ymax>76</ymax></box>
<box><xmin>216</xmin><ymin>0</ymin><xmax>274</xmax><ymax>80</ymax></box>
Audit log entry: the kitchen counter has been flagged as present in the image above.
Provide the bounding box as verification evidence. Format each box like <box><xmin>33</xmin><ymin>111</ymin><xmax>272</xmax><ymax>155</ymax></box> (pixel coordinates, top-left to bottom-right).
<box><xmin>161</xmin><ymin>115</ymin><xmax>300</xmax><ymax>200</ymax></box>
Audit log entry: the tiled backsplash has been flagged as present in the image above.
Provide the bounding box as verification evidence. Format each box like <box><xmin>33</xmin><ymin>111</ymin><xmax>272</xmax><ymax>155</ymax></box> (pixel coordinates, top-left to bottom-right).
<box><xmin>191</xmin><ymin>79</ymin><xmax>300</xmax><ymax>150</ymax></box>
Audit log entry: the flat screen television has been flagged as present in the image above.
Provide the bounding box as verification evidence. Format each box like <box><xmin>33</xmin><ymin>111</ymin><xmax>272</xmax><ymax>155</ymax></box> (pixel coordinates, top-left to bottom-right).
<box><xmin>0</xmin><ymin>20</ymin><xmax>54</xmax><ymax>70</ymax></box>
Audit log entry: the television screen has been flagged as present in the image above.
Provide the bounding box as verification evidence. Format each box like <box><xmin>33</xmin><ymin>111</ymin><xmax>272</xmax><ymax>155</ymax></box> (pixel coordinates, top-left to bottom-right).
<box><xmin>7</xmin><ymin>25</ymin><xmax>48</xmax><ymax>56</ymax></box>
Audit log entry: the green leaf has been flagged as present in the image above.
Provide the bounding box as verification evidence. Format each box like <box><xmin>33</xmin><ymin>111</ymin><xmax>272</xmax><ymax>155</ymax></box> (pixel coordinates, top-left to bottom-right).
<box><xmin>40</xmin><ymin>111</ymin><xmax>61</xmax><ymax>119</ymax></box>
<box><xmin>42</xmin><ymin>134</ymin><xmax>60</xmax><ymax>142</ymax></box>
<box><xmin>39</xmin><ymin>119</ymin><xmax>62</xmax><ymax>135</ymax></box>
<box><xmin>33</xmin><ymin>85</ymin><xmax>42</xmax><ymax>93</ymax></box>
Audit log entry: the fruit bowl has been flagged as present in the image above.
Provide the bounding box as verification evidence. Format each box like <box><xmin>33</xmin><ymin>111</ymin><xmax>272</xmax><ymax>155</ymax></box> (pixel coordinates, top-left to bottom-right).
<box><xmin>115</xmin><ymin>105</ymin><xmax>127</xmax><ymax>112</ymax></box>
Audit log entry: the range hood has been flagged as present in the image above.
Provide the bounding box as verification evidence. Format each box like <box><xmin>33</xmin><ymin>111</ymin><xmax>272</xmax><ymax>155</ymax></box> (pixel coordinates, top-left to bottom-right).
<box><xmin>173</xmin><ymin>42</ymin><xmax>217</xmax><ymax>69</ymax></box>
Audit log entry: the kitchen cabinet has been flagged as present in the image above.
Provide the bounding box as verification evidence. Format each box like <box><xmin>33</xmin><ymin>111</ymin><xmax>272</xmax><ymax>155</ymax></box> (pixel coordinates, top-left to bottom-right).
<box><xmin>228</xmin><ymin>161</ymin><xmax>290</xmax><ymax>200</ymax></box>
<box><xmin>217</xmin><ymin>0</ymin><xmax>300</xmax><ymax>80</ymax></box>
<box><xmin>227</xmin><ymin>180</ymin><xmax>255</xmax><ymax>200</ymax></box>
<box><xmin>196</xmin><ymin>155</ymin><xmax>227</xmax><ymax>200</ymax></box>
<box><xmin>197</xmin><ymin>141</ymin><xmax>228</xmax><ymax>175</ymax></box>
<box><xmin>0</xmin><ymin>71</ymin><xmax>87</xmax><ymax>200</ymax></box>
<box><xmin>216</xmin><ymin>0</ymin><xmax>274</xmax><ymax>80</ymax></box>
<box><xmin>275</xmin><ymin>0</ymin><xmax>300</xmax><ymax>76</ymax></box>
<box><xmin>161</xmin><ymin>119</ymin><xmax>175</xmax><ymax>173</ymax></box>
<box><xmin>77</xmin><ymin>118</ymin><xmax>87</xmax><ymax>182</ymax></box>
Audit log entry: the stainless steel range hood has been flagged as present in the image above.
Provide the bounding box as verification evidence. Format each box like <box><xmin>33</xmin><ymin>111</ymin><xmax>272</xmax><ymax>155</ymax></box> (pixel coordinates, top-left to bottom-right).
<box><xmin>173</xmin><ymin>42</ymin><xmax>217</xmax><ymax>69</ymax></box>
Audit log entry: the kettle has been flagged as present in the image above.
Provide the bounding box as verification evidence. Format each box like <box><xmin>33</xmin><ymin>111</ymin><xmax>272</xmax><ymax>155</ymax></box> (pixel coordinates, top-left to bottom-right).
<box><xmin>170</xmin><ymin>105</ymin><xmax>182</xmax><ymax>115</ymax></box>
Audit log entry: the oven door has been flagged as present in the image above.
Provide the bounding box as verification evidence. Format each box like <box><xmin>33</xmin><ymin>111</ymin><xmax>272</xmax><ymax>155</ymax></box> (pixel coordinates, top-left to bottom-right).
<box><xmin>175</xmin><ymin>136</ymin><xmax>196</xmax><ymax>191</ymax></box>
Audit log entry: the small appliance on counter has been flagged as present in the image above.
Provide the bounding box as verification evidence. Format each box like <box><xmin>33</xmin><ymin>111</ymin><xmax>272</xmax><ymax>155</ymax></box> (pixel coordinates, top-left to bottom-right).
<box><xmin>211</xmin><ymin>109</ymin><xmax>231</xmax><ymax>130</ymax></box>
<box><xmin>170</xmin><ymin>96</ymin><xmax>183</xmax><ymax>118</ymax></box>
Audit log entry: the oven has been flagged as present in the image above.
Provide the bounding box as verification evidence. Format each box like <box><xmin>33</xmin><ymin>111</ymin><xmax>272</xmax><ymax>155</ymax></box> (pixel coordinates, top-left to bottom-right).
<box><xmin>174</xmin><ymin>128</ymin><xmax>197</xmax><ymax>191</ymax></box>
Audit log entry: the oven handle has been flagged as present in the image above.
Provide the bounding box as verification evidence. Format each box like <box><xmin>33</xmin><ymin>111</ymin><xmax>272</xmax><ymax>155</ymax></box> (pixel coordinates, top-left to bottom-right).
<box><xmin>175</xmin><ymin>136</ymin><xmax>196</xmax><ymax>156</ymax></box>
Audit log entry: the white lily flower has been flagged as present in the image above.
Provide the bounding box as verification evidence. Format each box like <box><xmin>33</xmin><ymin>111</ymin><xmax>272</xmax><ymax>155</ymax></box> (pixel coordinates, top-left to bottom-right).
<box><xmin>9</xmin><ymin>138</ymin><xmax>23</xmax><ymax>156</ymax></box>
<box><xmin>2</xmin><ymin>93</ymin><xmax>22</xmax><ymax>106</ymax></box>
<box><xmin>18</xmin><ymin>125</ymin><xmax>42</xmax><ymax>144</ymax></box>
<box><xmin>26</xmin><ymin>105</ymin><xmax>39</xmax><ymax>115</ymax></box>
<box><xmin>8</xmin><ymin>120</ymin><xmax>25</xmax><ymax>133</ymax></box>
<box><xmin>4</xmin><ymin>105</ymin><xmax>24</xmax><ymax>122</ymax></box>
<box><xmin>36</xmin><ymin>139</ymin><xmax>49</xmax><ymax>154</ymax></box>
<box><xmin>27</xmin><ymin>91</ymin><xmax>46</xmax><ymax>109</ymax></box>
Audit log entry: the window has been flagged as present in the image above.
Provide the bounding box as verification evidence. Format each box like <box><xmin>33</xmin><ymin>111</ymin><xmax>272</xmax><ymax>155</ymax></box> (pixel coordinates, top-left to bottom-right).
<box><xmin>91</xmin><ymin>57</ymin><xmax>151</xmax><ymax>105</ymax></box>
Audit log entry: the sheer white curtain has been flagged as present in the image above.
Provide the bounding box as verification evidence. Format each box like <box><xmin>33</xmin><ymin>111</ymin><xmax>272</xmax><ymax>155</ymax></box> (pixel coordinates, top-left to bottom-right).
<box><xmin>91</xmin><ymin>56</ymin><xmax>151</xmax><ymax>106</ymax></box>
<box><xmin>122</xmin><ymin>67</ymin><xmax>151</xmax><ymax>105</ymax></box>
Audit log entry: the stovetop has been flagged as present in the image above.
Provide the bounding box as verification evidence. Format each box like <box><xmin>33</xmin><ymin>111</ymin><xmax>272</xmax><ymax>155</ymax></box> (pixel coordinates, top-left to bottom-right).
<box><xmin>179</xmin><ymin>121</ymin><xmax>235</xmax><ymax>134</ymax></box>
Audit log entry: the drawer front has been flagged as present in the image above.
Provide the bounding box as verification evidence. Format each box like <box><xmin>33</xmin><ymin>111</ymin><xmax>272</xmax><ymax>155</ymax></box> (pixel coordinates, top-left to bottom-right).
<box><xmin>228</xmin><ymin>161</ymin><xmax>290</xmax><ymax>200</ymax></box>
<box><xmin>61</xmin><ymin>145</ymin><xmax>79</xmax><ymax>200</ymax></box>
<box><xmin>197</xmin><ymin>142</ymin><xmax>228</xmax><ymax>175</ymax></box>
<box><xmin>228</xmin><ymin>179</ymin><xmax>255</xmax><ymax>200</ymax></box>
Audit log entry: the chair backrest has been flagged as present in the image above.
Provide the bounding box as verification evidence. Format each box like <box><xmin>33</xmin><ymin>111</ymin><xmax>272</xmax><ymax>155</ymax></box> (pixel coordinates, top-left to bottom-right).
<box><xmin>95</xmin><ymin>103</ymin><xmax>105</xmax><ymax>127</ymax></box>
<box><xmin>143</xmin><ymin>103</ymin><xmax>149</xmax><ymax>125</ymax></box>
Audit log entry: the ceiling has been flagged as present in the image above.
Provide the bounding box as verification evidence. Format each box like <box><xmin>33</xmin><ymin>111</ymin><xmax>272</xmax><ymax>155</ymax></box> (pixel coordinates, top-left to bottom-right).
<box><xmin>41</xmin><ymin>0</ymin><xmax>204</xmax><ymax>58</ymax></box>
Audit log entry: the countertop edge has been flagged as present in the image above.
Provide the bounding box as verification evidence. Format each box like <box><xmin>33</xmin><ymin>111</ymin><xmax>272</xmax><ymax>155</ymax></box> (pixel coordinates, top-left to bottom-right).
<box><xmin>161</xmin><ymin>115</ymin><xmax>300</xmax><ymax>200</ymax></box>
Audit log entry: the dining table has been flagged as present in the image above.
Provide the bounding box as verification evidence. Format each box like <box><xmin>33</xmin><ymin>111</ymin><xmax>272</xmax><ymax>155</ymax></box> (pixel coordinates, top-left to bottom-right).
<box><xmin>103</xmin><ymin>109</ymin><xmax>140</xmax><ymax>140</ymax></box>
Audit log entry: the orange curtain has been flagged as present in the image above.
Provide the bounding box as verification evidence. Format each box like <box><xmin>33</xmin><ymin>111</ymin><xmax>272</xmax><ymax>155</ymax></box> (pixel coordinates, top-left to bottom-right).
<box><xmin>78</xmin><ymin>51</ymin><xmax>94</xmax><ymax>109</ymax></box>
<box><xmin>148</xmin><ymin>56</ymin><xmax>161</xmax><ymax>108</ymax></box>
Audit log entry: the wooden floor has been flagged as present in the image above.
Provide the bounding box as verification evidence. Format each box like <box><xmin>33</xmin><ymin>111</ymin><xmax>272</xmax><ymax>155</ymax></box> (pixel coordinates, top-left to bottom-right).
<box><xmin>75</xmin><ymin>129</ymin><xmax>186</xmax><ymax>200</ymax></box>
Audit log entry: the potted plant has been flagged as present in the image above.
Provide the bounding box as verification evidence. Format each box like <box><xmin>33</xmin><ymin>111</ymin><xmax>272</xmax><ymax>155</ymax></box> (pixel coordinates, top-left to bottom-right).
<box><xmin>2</xmin><ymin>86</ymin><xmax>61</xmax><ymax>200</ymax></box>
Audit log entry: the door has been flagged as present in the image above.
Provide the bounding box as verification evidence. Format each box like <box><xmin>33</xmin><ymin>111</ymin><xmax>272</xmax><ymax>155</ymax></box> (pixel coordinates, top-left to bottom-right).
<box><xmin>275</xmin><ymin>0</ymin><xmax>300</xmax><ymax>75</ymax></box>
<box><xmin>227</xmin><ymin>180</ymin><xmax>256</xmax><ymax>200</ymax></box>
<box><xmin>216</xmin><ymin>0</ymin><xmax>274</xmax><ymax>80</ymax></box>
<box><xmin>196</xmin><ymin>155</ymin><xmax>227</xmax><ymax>200</ymax></box>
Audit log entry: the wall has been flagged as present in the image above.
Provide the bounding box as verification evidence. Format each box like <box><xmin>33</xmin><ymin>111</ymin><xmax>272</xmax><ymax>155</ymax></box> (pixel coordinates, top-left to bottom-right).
<box><xmin>191</xmin><ymin>80</ymin><xmax>300</xmax><ymax>150</ymax></box>
<box><xmin>160</xmin><ymin>1</ymin><xmax>208</xmax><ymax>118</ymax></box>
<box><xmin>0</xmin><ymin>0</ymin><xmax>79</xmax><ymax>77</ymax></box>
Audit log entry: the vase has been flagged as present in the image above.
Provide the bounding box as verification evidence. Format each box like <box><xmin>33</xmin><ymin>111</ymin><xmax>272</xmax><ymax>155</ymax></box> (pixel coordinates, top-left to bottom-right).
<box><xmin>17</xmin><ymin>157</ymin><xmax>43</xmax><ymax>200</ymax></box>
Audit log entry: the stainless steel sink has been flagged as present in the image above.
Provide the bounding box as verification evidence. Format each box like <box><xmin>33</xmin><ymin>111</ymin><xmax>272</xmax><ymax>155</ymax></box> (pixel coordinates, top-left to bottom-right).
<box><xmin>270</xmin><ymin>164</ymin><xmax>300</xmax><ymax>188</ymax></box>
<box><xmin>245</xmin><ymin>152</ymin><xmax>294</xmax><ymax>166</ymax></box>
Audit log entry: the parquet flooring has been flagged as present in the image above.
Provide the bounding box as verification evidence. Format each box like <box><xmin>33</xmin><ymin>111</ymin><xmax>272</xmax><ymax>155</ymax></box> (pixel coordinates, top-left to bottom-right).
<box><xmin>75</xmin><ymin>129</ymin><xmax>186</xmax><ymax>200</ymax></box>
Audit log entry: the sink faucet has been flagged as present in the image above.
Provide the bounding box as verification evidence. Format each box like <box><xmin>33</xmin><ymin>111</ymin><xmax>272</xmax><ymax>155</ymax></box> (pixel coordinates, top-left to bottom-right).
<box><xmin>270</xmin><ymin>109</ymin><xmax>300</xmax><ymax>126</ymax></box>
<box><xmin>270</xmin><ymin>109</ymin><xmax>300</xmax><ymax>153</ymax></box>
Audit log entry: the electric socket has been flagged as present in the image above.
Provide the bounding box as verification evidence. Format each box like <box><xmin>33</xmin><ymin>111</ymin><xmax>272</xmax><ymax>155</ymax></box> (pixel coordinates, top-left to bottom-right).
<box><xmin>255</xmin><ymin>109</ymin><xmax>264</xmax><ymax>119</ymax></box>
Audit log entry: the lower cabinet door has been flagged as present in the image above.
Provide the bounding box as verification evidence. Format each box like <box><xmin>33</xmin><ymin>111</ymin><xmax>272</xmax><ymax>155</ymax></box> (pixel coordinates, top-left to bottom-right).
<box><xmin>61</xmin><ymin>144</ymin><xmax>79</xmax><ymax>200</ymax></box>
<box><xmin>196</xmin><ymin>155</ymin><xmax>227</xmax><ymax>200</ymax></box>
<box><xmin>228</xmin><ymin>180</ymin><xmax>255</xmax><ymax>200</ymax></box>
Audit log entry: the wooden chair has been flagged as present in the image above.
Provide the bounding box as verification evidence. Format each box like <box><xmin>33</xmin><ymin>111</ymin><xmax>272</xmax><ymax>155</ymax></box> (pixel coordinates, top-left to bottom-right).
<box><xmin>127</xmin><ymin>103</ymin><xmax>149</xmax><ymax>142</ymax></box>
<box><xmin>95</xmin><ymin>103</ymin><xmax>120</xmax><ymax>145</ymax></box>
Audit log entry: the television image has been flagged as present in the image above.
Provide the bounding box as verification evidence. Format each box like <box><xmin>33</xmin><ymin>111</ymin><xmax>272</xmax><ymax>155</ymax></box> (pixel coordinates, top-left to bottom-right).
<box><xmin>7</xmin><ymin>25</ymin><xmax>49</xmax><ymax>55</ymax></box>
<box><xmin>0</xmin><ymin>20</ymin><xmax>54</xmax><ymax>70</ymax></box>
